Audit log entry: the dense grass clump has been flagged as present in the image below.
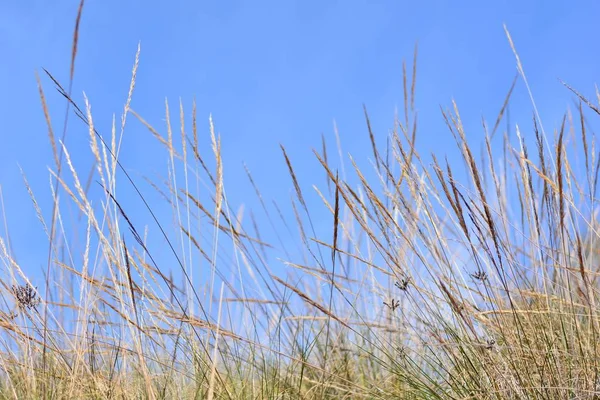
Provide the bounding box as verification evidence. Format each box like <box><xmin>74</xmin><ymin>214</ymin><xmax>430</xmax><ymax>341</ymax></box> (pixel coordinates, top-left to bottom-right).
<box><xmin>3</xmin><ymin>32</ymin><xmax>600</xmax><ymax>399</ymax></box>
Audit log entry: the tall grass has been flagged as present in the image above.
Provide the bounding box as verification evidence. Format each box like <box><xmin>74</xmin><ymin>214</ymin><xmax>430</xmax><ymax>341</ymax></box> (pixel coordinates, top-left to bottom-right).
<box><xmin>3</xmin><ymin>24</ymin><xmax>600</xmax><ymax>400</ymax></box>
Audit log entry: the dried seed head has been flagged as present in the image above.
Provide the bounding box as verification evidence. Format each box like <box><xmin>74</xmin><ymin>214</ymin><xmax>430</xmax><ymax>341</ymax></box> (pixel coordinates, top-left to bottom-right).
<box><xmin>395</xmin><ymin>278</ymin><xmax>411</xmax><ymax>291</ymax></box>
<box><xmin>12</xmin><ymin>284</ymin><xmax>40</xmax><ymax>310</ymax></box>
<box><xmin>471</xmin><ymin>269</ymin><xmax>488</xmax><ymax>282</ymax></box>
<box><xmin>383</xmin><ymin>298</ymin><xmax>400</xmax><ymax>311</ymax></box>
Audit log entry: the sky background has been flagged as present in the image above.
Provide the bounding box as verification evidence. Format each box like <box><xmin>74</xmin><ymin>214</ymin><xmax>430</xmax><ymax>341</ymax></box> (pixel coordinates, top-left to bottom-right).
<box><xmin>1</xmin><ymin>1</ymin><xmax>600</xmax><ymax>303</ymax></box>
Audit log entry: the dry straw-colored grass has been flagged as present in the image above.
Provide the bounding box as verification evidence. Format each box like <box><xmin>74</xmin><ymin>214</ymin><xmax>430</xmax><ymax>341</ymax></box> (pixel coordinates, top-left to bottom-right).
<box><xmin>3</xmin><ymin>6</ymin><xmax>600</xmax><ymax>399</ymax></box>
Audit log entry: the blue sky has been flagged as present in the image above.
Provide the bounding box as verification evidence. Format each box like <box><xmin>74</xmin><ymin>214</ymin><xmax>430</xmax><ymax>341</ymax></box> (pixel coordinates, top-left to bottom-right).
<box><xmin>1</xmin><ymin>1</ymin><xmax>600</xmax><ymax>305</ymax></box>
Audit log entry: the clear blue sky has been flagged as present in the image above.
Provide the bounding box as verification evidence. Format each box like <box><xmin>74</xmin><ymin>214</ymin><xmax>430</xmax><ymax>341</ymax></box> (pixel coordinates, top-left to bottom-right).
<box><xmin>1</xmin><ymin>1</ymin><xmax>600</xmax><ymax>296</ymax></box>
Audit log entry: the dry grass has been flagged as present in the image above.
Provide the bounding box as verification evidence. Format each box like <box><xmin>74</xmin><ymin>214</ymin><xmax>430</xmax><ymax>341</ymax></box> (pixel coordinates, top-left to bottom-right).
<box><xmin>3</xmin><ymin>9</ymin><xmax>600</xmax><ymax>399</ymax></box>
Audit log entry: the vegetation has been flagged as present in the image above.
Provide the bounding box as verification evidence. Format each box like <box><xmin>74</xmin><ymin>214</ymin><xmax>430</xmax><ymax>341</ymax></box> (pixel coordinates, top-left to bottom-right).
<box><xmin>3</xmin><ymin>13</ymin><xmax>600</xmax><ymax>400</ymax></box>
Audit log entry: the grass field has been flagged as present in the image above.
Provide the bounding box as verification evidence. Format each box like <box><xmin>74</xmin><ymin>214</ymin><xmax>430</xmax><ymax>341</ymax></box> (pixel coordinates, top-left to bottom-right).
<box><xmin>3</xmin><ymin>10</ymin><xmax>600</xmax><ymax>399</ymax></box>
